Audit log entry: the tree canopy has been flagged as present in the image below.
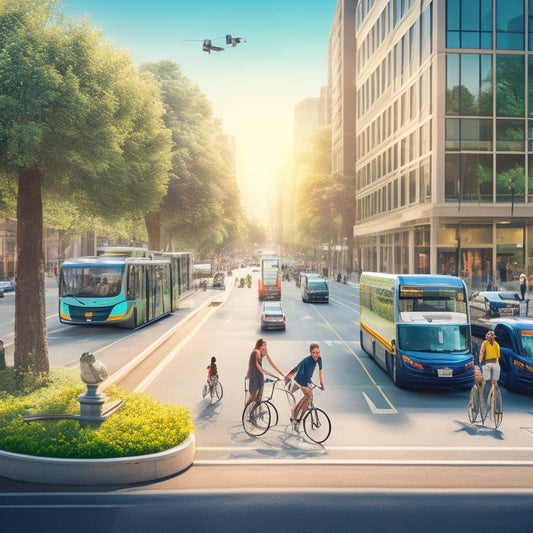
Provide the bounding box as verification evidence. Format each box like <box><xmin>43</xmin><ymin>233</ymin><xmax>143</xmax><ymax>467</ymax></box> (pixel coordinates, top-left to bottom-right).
<box><xmin>0</xmin><ymin>0</ymin><xmax>172</xmax><ymax>388</ymax></box>
<box><xmin>140</xmin><ymin>61</ymin><xmax>246</xmax><ymax>255</ymax></box>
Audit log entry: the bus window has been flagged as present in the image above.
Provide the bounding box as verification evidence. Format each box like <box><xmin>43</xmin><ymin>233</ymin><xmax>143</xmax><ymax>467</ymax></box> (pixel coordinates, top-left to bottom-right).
<box><xmin>398</xmin><ymin>325</ymin><xmax>469</xmax><ymax>353</ymax></box>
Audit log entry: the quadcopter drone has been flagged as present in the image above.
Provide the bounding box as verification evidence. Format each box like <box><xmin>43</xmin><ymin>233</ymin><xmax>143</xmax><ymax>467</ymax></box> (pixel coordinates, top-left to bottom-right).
<box><xmin>202</xmin><ymin>34</ymin><xmax>246</xmax><ymax>54</ymax></box>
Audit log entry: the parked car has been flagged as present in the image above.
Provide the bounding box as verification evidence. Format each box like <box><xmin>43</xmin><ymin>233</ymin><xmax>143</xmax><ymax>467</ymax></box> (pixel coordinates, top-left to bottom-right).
<box><xmin>260</xmin><ymin>302</ymin><xmax>286</xmax><ymax>330</ymax></box>
<box><xmin>0</xmin><ymin>280</ymin><xmax>15</xmax><ymax>293</ymax></box>
<box><xmin>471</xmin><ymin>318</ymin><xmax>533</xmax><ymax>393</ymax></box>
<box><xmin>470</xmin><ymin>291</ymin><xmax>522</xmax><ymax>319</ymax></box>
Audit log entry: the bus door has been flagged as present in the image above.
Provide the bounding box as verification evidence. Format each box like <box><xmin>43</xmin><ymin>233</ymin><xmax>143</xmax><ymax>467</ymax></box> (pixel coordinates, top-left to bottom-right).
<box><xmin>146</xmin><ymin>268</ymin><xmax>154</xmax><ymax>322</ymax></box>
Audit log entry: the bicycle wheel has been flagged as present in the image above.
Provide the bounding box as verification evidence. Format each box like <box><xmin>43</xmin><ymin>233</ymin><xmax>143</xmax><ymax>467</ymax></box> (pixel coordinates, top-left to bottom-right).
<box><xmin>493</xmin><ymin>387</ymin><xmax>503</xmax><ymax>429</ymax></box>
<box><xmin>265</xmin><ymin>401</ymin><xmax>279</xmax><ymax>426</ymax></box>
<box><xmin>302</xmin><ymin>407</ymin><xmax>331</xmax><ymax>444</ymax></box>
<box><xmin>481</xmin><ymin>385</ymin><xmax>492</xmax><ymax>425</ymax></box>
<box><xmin>242</xmin><ymin>401</ymin><xmax>271</xmax><ymax>437</ymax></box>
<box><xmin>210</xmin><ymin>382</ymin><xmax>223</xmax><ymax>404</ymax></box>
<box><xmin>467</xmin><ymin>386</ymin><xmax>481</xmax><ymax>424</ymax></box>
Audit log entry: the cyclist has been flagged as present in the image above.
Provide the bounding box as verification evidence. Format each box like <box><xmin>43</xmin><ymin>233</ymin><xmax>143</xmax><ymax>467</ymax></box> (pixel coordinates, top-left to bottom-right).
<box><xmin>244</xmin><ymin>338</ymin><xmax>284</xmax><ymax>408</ymax></box>
<box><xmin>287</xmin><ymin>343</ymin><xmax>325</xmax><ymax>427</ymax></box>
<box><xmin>207</xmin><ymin>356</ymin><xmax>218</xmax><ymax>389</ymax></box>
<box><xmin>479</xmin><ymin>330</ymin><xmax>500</xmax><ymax>411</ymax></box>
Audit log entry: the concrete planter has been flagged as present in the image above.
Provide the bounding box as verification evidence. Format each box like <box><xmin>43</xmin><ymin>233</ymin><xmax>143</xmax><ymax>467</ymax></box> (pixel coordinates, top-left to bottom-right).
<box><xmin>0</xmin><ymin>433</ymin><xmax>195</xmax><ymax>485</ymax></box>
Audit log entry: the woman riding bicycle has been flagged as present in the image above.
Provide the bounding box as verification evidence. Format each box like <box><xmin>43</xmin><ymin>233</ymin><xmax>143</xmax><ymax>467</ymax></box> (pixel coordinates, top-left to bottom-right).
<box><xmin>479</xmin><ymin>330</ymin><xmax>500</xmax><ymax>410</ymax></box>
<box><xmin>244</xmin><ymin>338</ymin><xmax>284</xmax><ymax>408</ymax></box>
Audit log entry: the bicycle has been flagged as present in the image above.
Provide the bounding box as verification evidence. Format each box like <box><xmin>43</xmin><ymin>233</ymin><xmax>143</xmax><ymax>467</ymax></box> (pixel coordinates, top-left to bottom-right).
<box><xmin>202</xmin><ymin>378</ymin><xmax>223</xmax><ymax>404</ymax></box>
<box><xmin>467</xmin><ymin>371</ymin><xmax>503</xmax><ymax>429</ymax></box>
<box><xmin>290</xmin><ymin>381</ymin><xmax>331</xmax><ymax>444</ymax></box>
<box><xmin>242</xmin><ymin>378</ymin><xmax>331</xmax><ymax>443</ymax></box>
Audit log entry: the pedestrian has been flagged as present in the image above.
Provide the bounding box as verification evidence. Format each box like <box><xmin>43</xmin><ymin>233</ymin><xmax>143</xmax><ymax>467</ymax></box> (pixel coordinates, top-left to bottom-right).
<box><xmin>244</xmin><ymin>338</ymin><xmax>284</xmax><ymax>408</ymax></box>
<box><xmin>520</xmin><ymin>273</ymin><xmax>527</xmax><ymax>301</ymax></box>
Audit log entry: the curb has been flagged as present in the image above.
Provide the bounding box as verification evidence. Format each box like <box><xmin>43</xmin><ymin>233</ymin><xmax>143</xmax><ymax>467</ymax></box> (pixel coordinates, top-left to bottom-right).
<box><xmin>0</xmin><ymin>433</ymin><xmax>195</xmax><ymax>486</ymax></box>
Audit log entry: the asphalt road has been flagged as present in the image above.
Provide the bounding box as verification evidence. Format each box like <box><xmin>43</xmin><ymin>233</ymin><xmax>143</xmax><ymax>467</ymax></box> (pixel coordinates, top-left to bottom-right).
<box><xmin>2</xmin><ymin>274</ymin><xmax>533</xmax><ymax>531</ymax></box>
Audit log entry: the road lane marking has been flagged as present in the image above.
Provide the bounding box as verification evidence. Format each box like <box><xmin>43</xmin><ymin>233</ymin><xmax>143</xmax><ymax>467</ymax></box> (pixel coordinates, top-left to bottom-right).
<box><xmin>311</xmin><ymin>304</ymin><xmax>397</xmax><ymax>414</ymax></box>
<box><xmin>193</xmin><ymin>458</ymin><xmax>533</xmax><ymax>464</ymax></box>
<box><xmin>329</xmin><ymin>296</ymin><xmax>357</xmax><ymax>311</ymax></box>
<box><xmin>196</xmin><ymin>445</ymin><xmax>533</xmax><ymax>451</ymax></box>
<box><xmin>362</xmin><ymin>391</ymin><xmax>398</xmax><ymax>414</ymax></box>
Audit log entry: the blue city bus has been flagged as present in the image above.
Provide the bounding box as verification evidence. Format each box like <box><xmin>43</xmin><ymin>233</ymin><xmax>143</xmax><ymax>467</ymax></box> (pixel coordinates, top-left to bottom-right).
<box><xmin>359</xmin><ymin>272</ymin><xmax>474</xmax><ymax>389</ymax></box>
<box><xmin>59</xmin><ymin>256</ymin><xmax>174</xmax><ymax>328</ymax></box>
<box><xmin>300</xmin><ymin>273</ymin><xmax>329</xmax><ymax>303</ymax></box>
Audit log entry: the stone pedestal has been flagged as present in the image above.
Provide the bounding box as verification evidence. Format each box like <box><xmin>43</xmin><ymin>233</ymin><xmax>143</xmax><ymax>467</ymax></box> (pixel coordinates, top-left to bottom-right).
<box><xmin>78</xmin><ymin>385</ymin><xmax>107</xmax><ymax>425</ymax></box>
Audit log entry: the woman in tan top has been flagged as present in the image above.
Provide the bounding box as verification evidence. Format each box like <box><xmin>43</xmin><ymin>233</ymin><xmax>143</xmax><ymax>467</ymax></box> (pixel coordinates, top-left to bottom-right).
<box><xmin>245</xmin><ymin>338</ymin><xmax>284</xmax><ymax>408</ymax></box>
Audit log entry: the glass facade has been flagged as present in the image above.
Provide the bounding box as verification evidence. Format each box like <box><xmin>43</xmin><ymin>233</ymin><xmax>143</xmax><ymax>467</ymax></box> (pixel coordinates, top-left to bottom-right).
<box><xmin>354</xmin><ymin>0</ymin><xmax>533</xmax><ymax>289</ymax></box>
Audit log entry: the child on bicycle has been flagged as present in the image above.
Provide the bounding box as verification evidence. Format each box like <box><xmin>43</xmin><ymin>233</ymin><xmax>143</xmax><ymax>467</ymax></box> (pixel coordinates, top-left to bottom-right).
<box><xmin>207</xmin><ymin>356</ymin><xmax>218</xmax><ymax>389</ymax></box>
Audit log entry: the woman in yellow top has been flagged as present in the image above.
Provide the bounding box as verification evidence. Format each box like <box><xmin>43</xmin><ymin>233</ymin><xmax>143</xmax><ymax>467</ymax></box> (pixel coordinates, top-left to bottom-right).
<box><xmin>479</xmin><ymin>330</ymin><xmax>500</xmax><ymax>389</ymax></box>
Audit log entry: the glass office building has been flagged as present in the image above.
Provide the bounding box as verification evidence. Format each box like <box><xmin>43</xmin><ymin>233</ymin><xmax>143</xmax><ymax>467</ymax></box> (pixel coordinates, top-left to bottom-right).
<box><xmin>353</xmin><ymin>0</ymin><xmax>533</xmax><ymax>291</ymax></box>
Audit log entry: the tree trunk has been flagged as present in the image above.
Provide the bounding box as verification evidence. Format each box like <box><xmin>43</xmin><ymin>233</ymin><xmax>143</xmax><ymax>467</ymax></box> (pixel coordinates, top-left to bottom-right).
<box><xmin>14</xmin><ymin>167</ymin><xmax>49</xmax><ymax>389</ymax></box>
<box><xmin>145</xmin><ymin>211</ymin><xmax>161</xmax><ymax>251</ymax></box>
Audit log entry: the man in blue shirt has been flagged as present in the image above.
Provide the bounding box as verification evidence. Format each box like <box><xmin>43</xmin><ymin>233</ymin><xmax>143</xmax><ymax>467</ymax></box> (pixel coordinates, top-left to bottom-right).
<box><xmin>289</xmin><ymin>343</ymin><xmax>325</xmax><ymax>424</ymax></box>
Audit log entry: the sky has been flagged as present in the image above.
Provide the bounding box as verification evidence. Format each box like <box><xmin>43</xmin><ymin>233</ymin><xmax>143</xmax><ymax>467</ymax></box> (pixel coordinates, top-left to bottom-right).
<box><xmin>61</xmin><ymin>0</ymin><xmax>338</xmax><ymax>221</ymax></box>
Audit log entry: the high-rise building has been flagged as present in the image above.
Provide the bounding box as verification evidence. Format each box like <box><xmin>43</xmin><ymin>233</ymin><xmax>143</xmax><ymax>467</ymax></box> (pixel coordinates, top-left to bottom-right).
<box><xmin>352</xmin><ymin>0</ymin><xmax>533</xmax><ymax>291</ymax></box>
<box><xmin>329</xmin><ymin>0</ymin><xmax>356</xmax><ymax>177</ymax></box>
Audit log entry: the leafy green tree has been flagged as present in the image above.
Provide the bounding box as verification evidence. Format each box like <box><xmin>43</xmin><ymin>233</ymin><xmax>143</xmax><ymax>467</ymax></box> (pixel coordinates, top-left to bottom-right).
<box><xmin>140</xmin><ymin>61</ymin><xmax>245</xmax><ymax>256</ymax></box>
<box><xmin>0</xmin><ymin>0</ymin><xmax>171</xmax><ymax>389</ymax></box>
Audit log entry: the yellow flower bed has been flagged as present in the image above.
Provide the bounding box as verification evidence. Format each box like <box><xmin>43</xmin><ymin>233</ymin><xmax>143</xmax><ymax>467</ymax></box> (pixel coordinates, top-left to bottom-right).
<box><xmin>0</xmin><ymin>367</ymin><xmax>195</xmax><ymax>458</ymax></box>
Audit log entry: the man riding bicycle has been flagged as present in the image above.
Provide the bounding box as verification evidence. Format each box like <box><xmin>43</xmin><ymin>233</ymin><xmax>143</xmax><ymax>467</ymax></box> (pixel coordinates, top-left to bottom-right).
<box><xmin>287</xmin><ymin>343</ymin><xmax>325</xmax><ymax>427</ymax></box>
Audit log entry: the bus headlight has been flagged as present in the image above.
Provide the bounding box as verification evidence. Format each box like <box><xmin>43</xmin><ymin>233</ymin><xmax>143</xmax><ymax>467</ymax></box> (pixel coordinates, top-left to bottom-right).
<box><xmin>402</xmin><ymin>355</ymin><xmax>423</xmax><ymax>370</ymax></box>
<box><xmin>60</xmin><ymin>302</ymin><xmax>71</xmax><ymax>321</ymax></box>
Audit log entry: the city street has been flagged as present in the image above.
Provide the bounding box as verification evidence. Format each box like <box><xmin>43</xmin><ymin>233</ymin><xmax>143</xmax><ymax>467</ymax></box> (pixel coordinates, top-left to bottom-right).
<box><xmin>2</xmin><ymin>274</ymin><xmax>533</xmax><ymax>529</ymax></box>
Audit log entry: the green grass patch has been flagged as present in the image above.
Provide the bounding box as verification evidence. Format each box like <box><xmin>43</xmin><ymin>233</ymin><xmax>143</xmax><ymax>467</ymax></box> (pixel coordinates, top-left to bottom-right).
<box><xmin>0</xmin><ymin>367</ymin><xmax>195</xmax><ymax>458</ymax></box>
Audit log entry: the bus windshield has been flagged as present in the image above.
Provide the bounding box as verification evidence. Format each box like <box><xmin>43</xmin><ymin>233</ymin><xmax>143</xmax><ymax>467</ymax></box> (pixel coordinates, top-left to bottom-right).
<box><xmin>60</xmin><ymin>266</ymin><xmax>123</xmax><ymax>298</ymax></box>
<box><xmin>398</xmin><ymin>285</ymin><xmax>467</xmax><ymax>314</ymax></box>
<box><xmin>397</xmin><ymin>324</ymin><xmax>469</xmax><ymax>353</ymax></box>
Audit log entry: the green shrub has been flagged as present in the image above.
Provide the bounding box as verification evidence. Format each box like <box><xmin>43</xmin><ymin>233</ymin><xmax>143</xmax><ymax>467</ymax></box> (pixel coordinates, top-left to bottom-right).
<box><xmin>0</xmin><ymin>367</ymin><xmax>195</xmax><ymax>458</ymax></box>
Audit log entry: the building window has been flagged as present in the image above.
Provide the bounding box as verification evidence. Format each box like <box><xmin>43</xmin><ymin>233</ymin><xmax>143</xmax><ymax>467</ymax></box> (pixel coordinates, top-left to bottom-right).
<box><xmin>421</xmin><ymin>4</ymin><xmax>432</xmax><ymax>62</ymax></box>
<box><xmin>495</xmin><ymin>154</ymin><xmax>525</xmax><ymax>203</ymax></box>
<box><xmin>496</xmin><ymin>119</ymin><xmax>525</xmax><ymax>150</ymax></box>
<box><xmin>445</xmin><ymin>153</ymin><xmax>493</xmax><ymax>202</ymax></box>
<box><xmin>530</xmin><ymin>0</ymin><xmax>533</xmax><ymax>50</ymax></box>
<box><xmin>446</xmin><ymin>118</ymin><xmax>492</xmax><ymax>151</ymax></box>
<box><xmin>496</xmin><ymin>0</ymin><xmax>525</xmax><ymax>50</ymax></box>
<box><xmin>446</xmin><ymin>0</ymin><xmax>493</xmax><ymax>49</ymax></box>
<box><xmin>446</xmin><ymin>54</ymin><xmax>493</xmax><ymax>116</ymax></box>
<box><xmin>496</xmin><ymin>55</ymin><xmax>525</xmax><ymax>117</ymax></box>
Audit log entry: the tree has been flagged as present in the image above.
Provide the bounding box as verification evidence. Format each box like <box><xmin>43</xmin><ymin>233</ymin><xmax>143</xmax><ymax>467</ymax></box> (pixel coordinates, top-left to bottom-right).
<box><xmin>0</xmin><ymin>0</ymin><xmax>171</xmax><ymax>389</ymax></box>
<box><xmin>140</xmin><ymin>61</ymin><xmax>244</xmax><ymax>256</ymax></box>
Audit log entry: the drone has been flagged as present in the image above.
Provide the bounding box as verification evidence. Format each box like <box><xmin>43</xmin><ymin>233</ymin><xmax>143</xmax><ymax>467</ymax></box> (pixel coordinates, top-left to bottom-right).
<box><xmin>202</xmin><ymin>34</ymin><xmax>246</xmax><ymax>54</ymax></box>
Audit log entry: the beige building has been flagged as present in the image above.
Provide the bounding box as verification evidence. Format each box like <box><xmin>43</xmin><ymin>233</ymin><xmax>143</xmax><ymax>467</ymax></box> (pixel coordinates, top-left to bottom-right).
<box><xmin>349</xmin><ymin>0</ymin><xmax>533</xmax><ymax>291</ymax></box>
<box><xmin>329</xmin><ymin>0</ymin><xmax>357</xmax><ymax>177</ymax></box>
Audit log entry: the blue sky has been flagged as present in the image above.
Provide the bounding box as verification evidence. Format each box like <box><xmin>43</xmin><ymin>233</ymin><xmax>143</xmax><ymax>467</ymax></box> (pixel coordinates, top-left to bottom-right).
<box><xmin>61</xmin><ymin>0</ymin><xmax>337</xmax><ymax>216</ymax></box>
